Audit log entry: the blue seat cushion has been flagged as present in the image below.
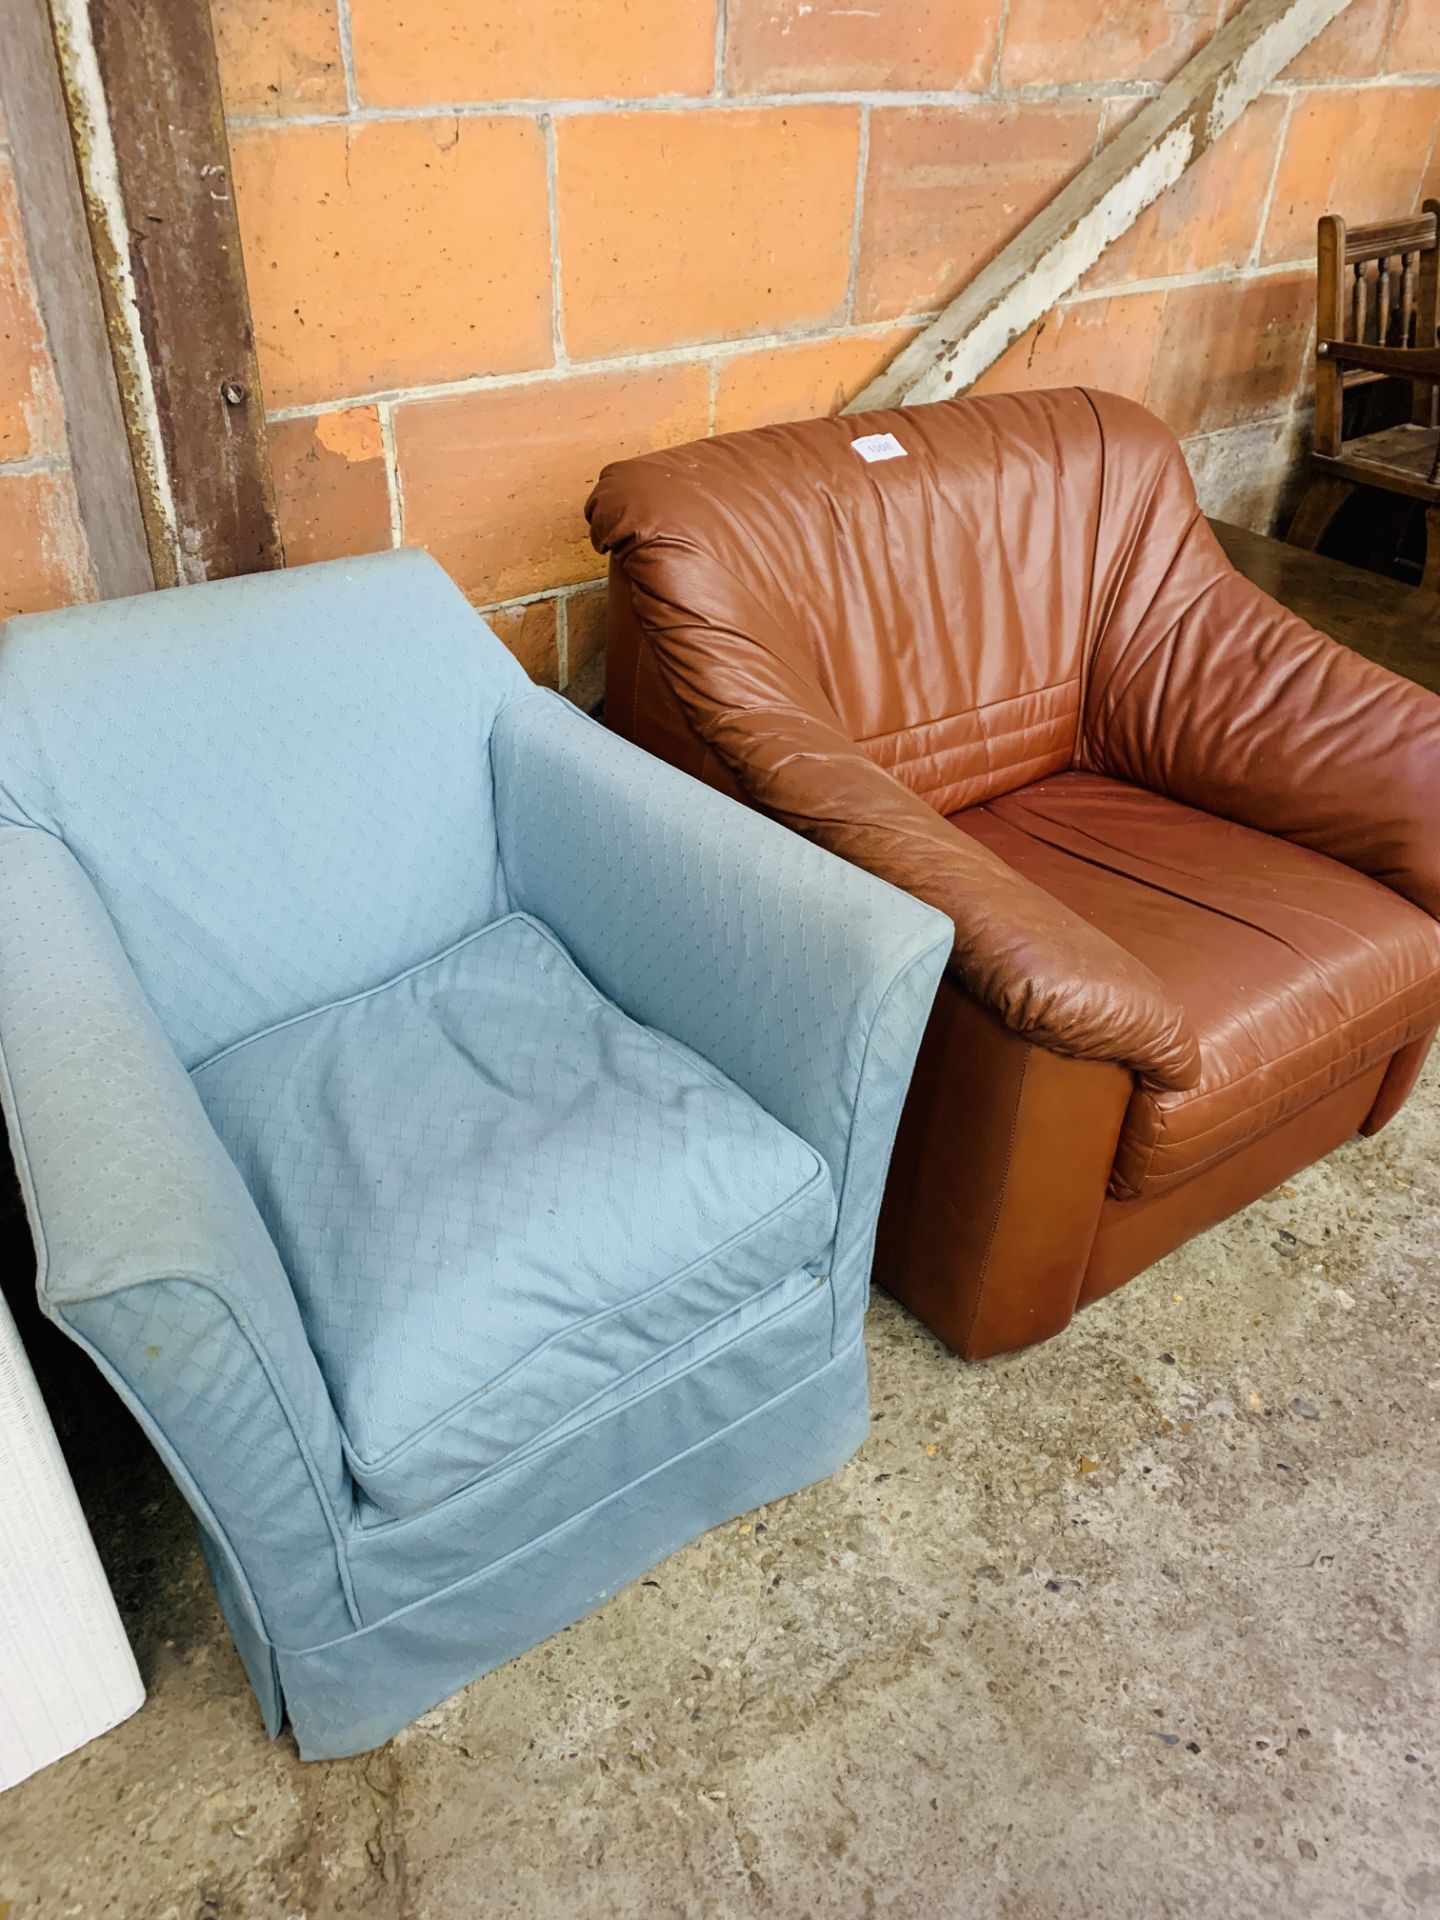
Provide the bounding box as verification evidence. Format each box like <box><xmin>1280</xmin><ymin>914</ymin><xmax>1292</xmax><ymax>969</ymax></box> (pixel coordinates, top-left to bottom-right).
<box><xmin>192</xmin><ymin>914</ymin><xmax>836</xmax><ymax>1518</ymax></box>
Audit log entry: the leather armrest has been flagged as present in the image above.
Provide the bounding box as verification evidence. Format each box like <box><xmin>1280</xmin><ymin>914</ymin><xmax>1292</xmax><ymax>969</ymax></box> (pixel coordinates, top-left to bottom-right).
<box><xmin>602</xmin><ymin>543</ymin><xmax>1197</xmax><ymax>1090</ymax></box>
<box><xmin>703</xmin><ymin>696</ymin><xmax>1200</xmax><ymax>1091</ymax></box>
<box><xmin>1083</xmin><ymin>514</ymin><xmax>1440</xmax><ymax>921</ymax></box>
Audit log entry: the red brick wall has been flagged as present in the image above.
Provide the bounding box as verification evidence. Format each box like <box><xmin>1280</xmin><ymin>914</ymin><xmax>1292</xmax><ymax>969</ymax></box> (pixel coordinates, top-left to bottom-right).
<box><xmin>218</xmin><ymin>0</ymin><xmax>1440</xmax><ymax>696</ymax></box>
<box><xmin>3</xmin><ymin>3</ymin><xmax>1439</xmax><ymax>672</ymax></box>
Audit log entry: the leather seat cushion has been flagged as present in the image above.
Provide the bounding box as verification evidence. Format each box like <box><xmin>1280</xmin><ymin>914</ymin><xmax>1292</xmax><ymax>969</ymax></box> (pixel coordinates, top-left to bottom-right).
<box><xmin>193</xmin><ymin>913</ymin><xmax>836</xmax><ymax>1518</ymax></box>
<box><xmin>958</xmin><ymin>773</ymin><xmax>1440</xmax><ymax>1199</ymax></box>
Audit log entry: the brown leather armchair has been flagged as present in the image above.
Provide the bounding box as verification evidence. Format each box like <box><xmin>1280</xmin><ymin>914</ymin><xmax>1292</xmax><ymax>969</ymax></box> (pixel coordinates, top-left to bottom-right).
<box><xmin>587</xmin><ymin>388</ymin><xmax>1440</xmax><ymax>1360</ymax></box>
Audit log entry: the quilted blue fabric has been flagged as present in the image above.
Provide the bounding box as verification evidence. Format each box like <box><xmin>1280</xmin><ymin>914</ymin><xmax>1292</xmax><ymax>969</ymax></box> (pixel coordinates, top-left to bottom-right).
<box><xmin>193</xmin><ymin>912</ymin><xmax>836</xmax><ymax>1517</ymax></box>
<box><xmin>0</xmin><ymin>553</ymin><xmax>952</xmax><ymax>1758</ymax></box>
<box><xmin>491</xmin><ymin>696</ymin><xmax>954</xmax><ymax>1336</ymax></box>
<box><xmin>0</xmin><ymin>826</ymin><xmax>356</xmax><ymax>1654</ymax></box>
<box><xmin>0</xmin><ymin>552</ymin><xmax>528</xmax><ymax>1066</ymax></box>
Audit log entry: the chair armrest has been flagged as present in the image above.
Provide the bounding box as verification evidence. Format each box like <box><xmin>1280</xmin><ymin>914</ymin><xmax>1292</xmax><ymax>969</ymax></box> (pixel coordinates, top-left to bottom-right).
<box><xmin>492</xmin><ymin>694</ymin><xmax>952</xmax><ymax>1327</ymax></box>
<box><xmin>1082</xmin><ymin>516</ymin><xmax>1440</xmax><ymax>921</ymax></box>
<box><xmin>1317</xmin><ymin>340</ymin><xmax>1440</xmax><ymax>380</ymax></box>
<box><xmin>705</xmin><ymin>699</ymin><xmax>1201</xmax><ymax>1091</ymax></box>
<box><xmin>0</xmin><ymin>827</ymin><xmax>355</xmax><ymax>1649</ymax></box>
<box><xmin>595</xmin><ymin>538</ymin><xmax>1199</xmax><ymax>1092</ymax></box>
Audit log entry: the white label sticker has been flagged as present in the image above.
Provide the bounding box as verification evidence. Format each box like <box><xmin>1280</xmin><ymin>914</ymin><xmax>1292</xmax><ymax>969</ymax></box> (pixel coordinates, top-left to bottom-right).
<box><xmin>850</xmin><ymin>432</ymin><xmax>908</xmax><ymax>464</ymax></box>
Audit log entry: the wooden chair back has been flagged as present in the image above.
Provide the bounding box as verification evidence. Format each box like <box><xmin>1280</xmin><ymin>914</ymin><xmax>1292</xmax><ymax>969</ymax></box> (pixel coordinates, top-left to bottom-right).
<box><xmin>1314</xmin><ymin>201</ymin><xmax>1439</xmax><ymax>459</ymax></box>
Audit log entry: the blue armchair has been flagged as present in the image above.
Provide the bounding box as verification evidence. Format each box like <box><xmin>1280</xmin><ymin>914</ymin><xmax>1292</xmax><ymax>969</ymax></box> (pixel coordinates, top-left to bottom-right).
<box><xmin>0</xmin><ymin>551</ymin><xmax>949</xmax><ymax>1758</ymax></box>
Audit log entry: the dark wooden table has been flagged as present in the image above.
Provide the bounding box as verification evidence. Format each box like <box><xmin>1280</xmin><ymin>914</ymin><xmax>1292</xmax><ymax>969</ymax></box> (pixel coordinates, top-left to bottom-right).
<box><xmin>1213</xmin><ymin>519</ymin><xmax>1440</xmax><ymax>695</ymax></box>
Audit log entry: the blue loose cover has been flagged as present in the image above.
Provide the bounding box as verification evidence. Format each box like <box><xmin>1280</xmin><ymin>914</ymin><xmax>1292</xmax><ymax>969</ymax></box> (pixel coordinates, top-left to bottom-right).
<box><xmin>0</xmin><ymin>551</ymin><xmax>950</xmax><ymax>1757</ymax></box>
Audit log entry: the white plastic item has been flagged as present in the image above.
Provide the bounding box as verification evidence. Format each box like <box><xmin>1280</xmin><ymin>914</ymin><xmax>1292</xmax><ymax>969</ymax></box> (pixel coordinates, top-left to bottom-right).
<box><xmin>0</xmin><ymin>1290</ymin><xmax>143</xmax><ymax>1790</ymax></box>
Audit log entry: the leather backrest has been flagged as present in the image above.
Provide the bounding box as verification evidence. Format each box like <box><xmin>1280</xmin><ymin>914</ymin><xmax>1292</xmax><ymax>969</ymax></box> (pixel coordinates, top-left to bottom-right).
<box><xmin>590</xmin><ymin>387</ymin><xmax>1185</xmax><ymax>815</ymax></box>
<box><xmin>0</xmin><ymin>550</ymin><xmax>533</xmax><ymax>1066</ymax></box>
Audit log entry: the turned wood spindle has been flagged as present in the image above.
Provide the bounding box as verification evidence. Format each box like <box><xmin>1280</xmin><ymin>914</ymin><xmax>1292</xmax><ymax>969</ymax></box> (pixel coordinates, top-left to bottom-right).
<box><xmin>1400</xmin><ymin>250</ymin><xmax>1417</xmax><ymax>344</ymax></box>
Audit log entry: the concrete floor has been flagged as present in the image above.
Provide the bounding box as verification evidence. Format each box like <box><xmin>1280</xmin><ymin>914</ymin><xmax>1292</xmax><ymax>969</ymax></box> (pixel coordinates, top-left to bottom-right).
<box><xmin>2</xmin><ymin>1060</ymin><xmax>1437</xmax><ymax>1920</ymax></box>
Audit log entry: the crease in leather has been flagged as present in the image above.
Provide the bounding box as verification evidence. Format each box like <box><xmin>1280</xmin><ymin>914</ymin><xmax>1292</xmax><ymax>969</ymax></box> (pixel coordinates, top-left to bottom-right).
<box><xmin>875</xmin><ymin>723</ymin><xmax>1076</xmax><ymax>817</ymax></box>
<box><xmin>694</xmin><ymin>710</ymin><xmax>1199</xmax><ymax>1089</ymax></box>
<box><xmin>994</xmin><ymin>794</ymin><xmax>1434</xmax><ymax>1110</ymax></box>
<box><xmin>858</xmin><ymin>674</ymin><xmax>1081</xmax><ymax>752</ymax></box>
<box><xmin>1072</xmin><ymin>389</ymin><xmax>1112</xmax><ymax>748</ymax></box>
<box><xmin>989</xmin><ymin>792</ymin><xmax>1371</xmax><ymax>1020</ymax></box>
<box><xmin>1081</xmin><ymin>530</ymin><xmax>1440</xmax><ymax>919</ymax></box>
<box><xmin>985</xmin><ymin>794</ymin><xmax>1349</xmax><ymax>1103</ymax></box>
<box><xmin>973</xmin><ymin>782</ymin><xmax>1440</xmax><ymax>1193</ymax></box>
<box><xmin>1075</xmin><ymin>389</ymin><xmax>1201</xmax><ymax>676</ymax></box>
<box><xmin>870</xmin><ymin>720</ymin><xmax>1070</xmax><ymax>784</ymax></box>
<box><xmin>1115</xmin><ymin>990</ymin><xmax>1433</xmax><ymax>1195</ymax></box>
<box><xmin>1140</xmin><ymin>974</ymin><xmax>1438</xmax><ymax>1134</ymax></box>
<box><xmin>869</xmin><ymin>705</ymin><xmax>1076</xmax><ymax>782</ymax></box>
<box><xmin>1081</xmin><ymin>513</ymin><xmax>1218</xmax><ymax>740</ymax></box>
<box><xmin>592</xmin><ymin>467</ymin><xmax>1199</xmax><ymax>1085</ymax></box>
<box><xmin>926</xmin><ymin>752</ymin><xmax>1073</xmax><ymax>820</ymax></box>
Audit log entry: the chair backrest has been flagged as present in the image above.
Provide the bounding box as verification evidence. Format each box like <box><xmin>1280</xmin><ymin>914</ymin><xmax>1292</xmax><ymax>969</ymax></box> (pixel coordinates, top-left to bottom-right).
<box><xmin>1314</xmin><ymin>200</ymin><xmax>1440</xmax><ymax>456</ymax></box>
<box><xmin>589</xmin><ymin>387</ymin><xmax>1194</xmax><ymax>817</ymax></box>
<box><xmin>0</xmin><ymin>550</ymin><xmax>532</xmax><ymax>1066</ymax></box>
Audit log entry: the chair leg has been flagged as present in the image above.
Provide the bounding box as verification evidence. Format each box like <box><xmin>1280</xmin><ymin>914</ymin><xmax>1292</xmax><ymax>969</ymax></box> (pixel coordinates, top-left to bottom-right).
<box><xmin>1285</xmin><ymin>475</ymin><xmax>1355</xmax><ymax>552</ymax></box>
<box><xmin>1422</xmin><ymin>505</ymin><xmax>1440</xmax><ymax>595</ymax></box>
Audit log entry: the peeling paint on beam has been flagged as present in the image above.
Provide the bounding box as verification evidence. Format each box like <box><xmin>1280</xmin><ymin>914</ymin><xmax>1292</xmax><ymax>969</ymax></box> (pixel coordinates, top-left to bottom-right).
<box><xmin>48</xmin><ymin>0</ymin><xmax>281</xmax><ymax>586</ymax></box>
<box><xmin>847</xmin><ymin>0</ymin><xmax>1353</xmax><ymax>414</ymax></box>
<box><xmin>49</xmin><ymin>0</ymin><xmax>185</xmax><ymax>584</ymax></box>
<box><xmin>0</xmin><ymin>0</ymin><xmax>153</xmax><ymax>598</ymax></box>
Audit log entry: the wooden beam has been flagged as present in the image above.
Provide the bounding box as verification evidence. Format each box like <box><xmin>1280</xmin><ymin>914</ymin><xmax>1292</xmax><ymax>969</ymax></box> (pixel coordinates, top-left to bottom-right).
<box><xmin>847</xmin><ymin>0</ymin><xmax>1353</xmax><ymax>415</ymax></box>
<box><xmin>0</xmin><ymin>0</ymin><xmax>151</xmax><ymax>599</ymax></box>
<box><xmin>49</xmin><ymin>0</ymin><xmax>280</xmax><ymax>585</ymax></box>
